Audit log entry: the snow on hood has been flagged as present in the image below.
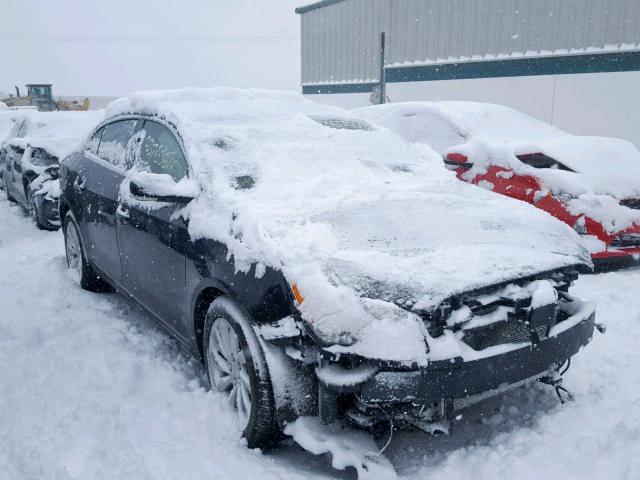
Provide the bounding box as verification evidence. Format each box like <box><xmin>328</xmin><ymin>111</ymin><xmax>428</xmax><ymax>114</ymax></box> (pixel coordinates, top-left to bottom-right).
<box><xmin>518</xmin><ymin>136</ymin><xmax>640</xmax><ymax>199</ymax></box>
<box><xmin>3</xmin><ymin>110</ymin><xmax>104</xmax><ymax>160</ymax></box>
<box><xmin>358</xmin><ymin>101</ymin><xmax>640</xmax><ymax>233</ymax></box>
<box><xmin>105</xmin><ymin>88</ymin><xmax>590</xmax><ymax>363</ymax></box>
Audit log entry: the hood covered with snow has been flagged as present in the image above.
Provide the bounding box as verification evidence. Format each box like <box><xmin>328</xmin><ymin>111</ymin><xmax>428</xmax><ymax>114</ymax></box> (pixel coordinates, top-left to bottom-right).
<box><xmin>515</xmin><ymin>136</ymin><xmax>640</xmax><ymax>199</ymax></box>
<box><xmin>105</xmin><ymin>88</ymin><xmax>590</xmax><ymax>362</ymax></box>
<box><xmin>319</xmin><ymin>190</ymin><xmax>588</xmax><ymax>310</ymax></box>
<box><xmin>3</xmin><ymin>110</ymin><xmax>104</xmax><ymax>159</ymax></box>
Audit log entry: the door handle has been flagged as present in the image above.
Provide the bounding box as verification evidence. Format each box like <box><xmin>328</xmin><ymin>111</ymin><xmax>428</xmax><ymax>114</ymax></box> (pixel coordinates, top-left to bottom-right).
<box><xmin>116</xmin><ymin>204</ymin><xmax>130</xmax><ymax>223</ymax></box>
<box><xmin>74</xmin><ymin>176</ymin><xmax>86</xmax><ymax>192</ymax></box>
<box><xmin>97</xmin><ymin>208</ymin><xmax>115</xmax><ymax>225</ymax></box>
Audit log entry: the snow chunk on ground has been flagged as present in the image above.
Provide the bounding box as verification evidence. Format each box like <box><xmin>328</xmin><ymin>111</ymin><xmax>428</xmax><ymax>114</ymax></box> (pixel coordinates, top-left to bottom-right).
<box><xmin>285</xmin><ymin>417</ymin><xmax>397</xmax><ymax>480</ymax></box>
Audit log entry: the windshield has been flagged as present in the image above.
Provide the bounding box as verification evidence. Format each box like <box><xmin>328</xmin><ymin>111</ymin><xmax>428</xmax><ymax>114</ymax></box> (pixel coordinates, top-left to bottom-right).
<box><xmin>309</xmin><ymin>115</ymin><xmax>373</xmax><ymax>131</ymax></box>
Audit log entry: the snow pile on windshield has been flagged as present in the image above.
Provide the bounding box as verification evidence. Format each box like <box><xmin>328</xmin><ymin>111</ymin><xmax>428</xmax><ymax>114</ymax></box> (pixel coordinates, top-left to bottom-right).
<box><xmin>4</xmin><ymin>110</ymin><xmax>104</xmax><ymax>159</ymax></box>
<box><xmin>105</xmin><ymin>88</ymin><xmax>589</xmax><ymax>363</ymax></box>
<box><xmin>358</xmin><ymin>101</ymin><xmax>640</xmax><ymax>233</ymax></box>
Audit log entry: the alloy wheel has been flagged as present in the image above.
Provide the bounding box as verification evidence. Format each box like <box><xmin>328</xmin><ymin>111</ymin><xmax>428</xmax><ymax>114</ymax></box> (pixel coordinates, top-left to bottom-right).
<box><xmin>65</xmin><ymin>222</ymin><xmax>83</xmax><ymax>282</ymax></box>
<box><xmin>207</xmin><ymin>317</ymin><xmax>252</xmax><ymax>427</ymax></box>
<box><xmin>28</xmin><ymin>194</ymin><xmax>37</xmax><ymax>222</ymax></box>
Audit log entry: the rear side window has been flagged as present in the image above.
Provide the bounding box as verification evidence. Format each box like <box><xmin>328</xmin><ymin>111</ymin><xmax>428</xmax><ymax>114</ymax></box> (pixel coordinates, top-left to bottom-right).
<box><xmin>86</xmin><ymin>127</ymin><xmax>104</xmax><ymax>155</ymax></box>
<box><xmin>516</xmin><ymin>153</ymin><xmax>574</xmax><ymax>172</ymax></box>
<box><xmin>97</xmin><ymin>120</ymin><xmax>138</xmax><ymax>168</ymax></box>
<box><xmin>135</xmin><ymin>121</ymin><xmax>188</xmax><ymax>181</ymax></box>
<box><xmin>7</xmin><ymin>119</ymin><xmax>28</xmax><ymax>140</ymax></box>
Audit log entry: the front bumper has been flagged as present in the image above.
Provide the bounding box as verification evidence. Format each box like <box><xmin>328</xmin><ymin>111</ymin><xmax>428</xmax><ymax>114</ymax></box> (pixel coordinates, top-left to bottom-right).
<box><xmin>357</xmin><ymin>312</ymin><xmax>595</xmax><ymax>406</ymax></box>
<box><xmin>33</xmin><ymin>193</ymin><xmax>60</xmax><ymax>230</ymax></box>
<box><xmin>592</xmin><ymin>248</ymin><xmax>640</xmax><ymax>272</ymax></box>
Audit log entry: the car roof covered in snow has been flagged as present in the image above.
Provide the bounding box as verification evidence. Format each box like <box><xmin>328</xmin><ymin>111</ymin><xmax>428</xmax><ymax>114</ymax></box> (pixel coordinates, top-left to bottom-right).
<box><xmin>104</xmin><ymin>88</ymin><xmax>589</xmax><ymax>362</ymax></box>
<box><xmin>3</xmin><ymin>110</ymin><xmax>104</xmax><ymax>160</ymax></box>
<box><xmin>357</xmin><ymin>101</ymin><xmax>566</xmax><ymax>150</ymax></box>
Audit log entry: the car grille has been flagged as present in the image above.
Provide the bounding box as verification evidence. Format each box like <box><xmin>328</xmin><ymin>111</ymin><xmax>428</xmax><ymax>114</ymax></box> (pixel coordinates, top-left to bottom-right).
<box><xmin>621</xmin><ymin>199</ymin><xmax>640</xmax><ymax>210</ymax></box>
<box><xmin>610</xmin><ymin>233</ymin><xmax>640</xmax><ymax>248</ymax></box>
<box><xmin>462</xmin><ymin>321</ymin><xmax>548</xmax><ymax>350</ymax></box>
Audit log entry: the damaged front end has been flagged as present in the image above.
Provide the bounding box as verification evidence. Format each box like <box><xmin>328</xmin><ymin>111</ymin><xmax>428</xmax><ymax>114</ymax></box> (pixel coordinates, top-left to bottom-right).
<box><xmin>257</xmin><ymin>267</ymin><xmax>597</xmax><ymax>435</ymax></box>
<box><xmin>25</xmin><ymin>148</ymin><xmax>61</xmax><ymax>229</ymax></box>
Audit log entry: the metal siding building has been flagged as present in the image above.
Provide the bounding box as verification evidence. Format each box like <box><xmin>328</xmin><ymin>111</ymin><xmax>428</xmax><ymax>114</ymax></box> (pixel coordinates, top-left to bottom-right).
<box><xmin>297</xmin><ymin>0</ymin><xmax>640</xmax><ymax>92</ymax></box>
<box><xmin>296</xmin><ymin>0</ymin><xmax>640</xmax><ymax>146</ymax></box>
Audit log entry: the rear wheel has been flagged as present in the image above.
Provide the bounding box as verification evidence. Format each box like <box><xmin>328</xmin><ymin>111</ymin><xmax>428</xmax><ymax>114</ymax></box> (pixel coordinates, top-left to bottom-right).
<box><xmin>4</xmin><ymin>173</ymin><xmax>16</xmax><ymax>203</ymax></box>
<box><xmin>63</xmin><ymin>213</ymin><xmax>110</xmax><ymax>292</ymax></box>
<box><xmin>204</xmin><ymin>297</ymin><xmax>279</xmax><ymax>449</ymax></box>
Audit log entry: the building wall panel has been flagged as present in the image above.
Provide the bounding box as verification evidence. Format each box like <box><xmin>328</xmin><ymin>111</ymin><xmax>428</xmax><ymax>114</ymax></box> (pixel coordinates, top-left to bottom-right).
<box><xmin>299</xmin><ymin>0</ymin><xmax>640</xmax><ymax>85</ymax></box>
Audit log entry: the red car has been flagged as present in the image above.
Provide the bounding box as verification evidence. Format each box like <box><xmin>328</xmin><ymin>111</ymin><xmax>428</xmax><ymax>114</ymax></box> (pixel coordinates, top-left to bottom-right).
<box><xmin>358</xmin><ymin>101</ymin><xmax>640</xmax><ymax>270</ymax></box>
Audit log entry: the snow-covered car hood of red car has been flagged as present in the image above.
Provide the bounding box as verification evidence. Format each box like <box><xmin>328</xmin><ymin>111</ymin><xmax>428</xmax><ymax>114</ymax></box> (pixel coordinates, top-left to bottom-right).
<box><xmin>513</xmin><ymin>136</ymin><xmax>640</xmax><ymax>200</ymax></box>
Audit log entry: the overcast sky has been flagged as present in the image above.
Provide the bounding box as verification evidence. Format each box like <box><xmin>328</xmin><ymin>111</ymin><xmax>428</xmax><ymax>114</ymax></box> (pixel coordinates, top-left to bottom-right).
<box><xmin>0</xmin><ymin>0</ymin><xmax>303</xmax><ymax>97</ymax></box>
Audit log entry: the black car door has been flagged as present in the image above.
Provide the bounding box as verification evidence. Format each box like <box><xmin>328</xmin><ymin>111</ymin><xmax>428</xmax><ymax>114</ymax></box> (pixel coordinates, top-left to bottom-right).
<box><xmin>116</xmin><ymin>120</ymin><xmax>191</xmax><ymax>336</ymax></box>
<box><xmin>80</xmin><ymin>119</ymin><xmax>140</xmax><ymax>283</ymax></box>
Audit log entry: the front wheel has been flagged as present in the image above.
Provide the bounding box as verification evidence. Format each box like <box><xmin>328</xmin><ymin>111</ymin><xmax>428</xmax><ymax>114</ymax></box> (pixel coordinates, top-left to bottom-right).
<box><xmin>26</xmin><ymin>187</ymin><xmax>46</xmax><ymax>230</ymax></box>
<box><xmin>63</xmin><ymin>213</ymin><xmax>110</xmax><ymax>292</ymax></box>
<box><xmin>204</xmin><ymin>297</ymin><xmax>279</xmax><ymax>449</ymax></box>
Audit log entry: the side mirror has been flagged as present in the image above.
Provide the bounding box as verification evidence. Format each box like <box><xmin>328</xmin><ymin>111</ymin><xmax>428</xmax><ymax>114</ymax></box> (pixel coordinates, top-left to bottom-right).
<box><xmin>128</xmin><ymin>172</ymin><xmax>198</xmax><ymax>204</ymax></box>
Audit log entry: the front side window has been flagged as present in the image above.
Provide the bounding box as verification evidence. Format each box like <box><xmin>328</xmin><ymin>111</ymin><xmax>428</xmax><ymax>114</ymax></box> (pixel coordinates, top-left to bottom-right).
<box><xmin>97</xmin><ymin>120</ymin><xmax>138</xmax><ymax>168</ymax></box>
<box><xmin>86</xmin><ymin>126</ymin><xmax>104</xmax><ymax>155</ymax></box>
<box><xmin>135</xmin><ymin>121</ymin><xmax>188</xmax><ymax>181</ymax></box>
<box><xmin>516</xmin><ymin>153</ymin><xmax>574</xmax><ymax>172</ymax></box>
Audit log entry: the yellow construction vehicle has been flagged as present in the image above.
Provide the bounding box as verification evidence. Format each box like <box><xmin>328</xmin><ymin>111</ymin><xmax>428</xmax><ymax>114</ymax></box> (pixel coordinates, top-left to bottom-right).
<box><xmin>1</xmin><ymin>84</ymin><xmax>89</xmax><ymax>111</ymax></box>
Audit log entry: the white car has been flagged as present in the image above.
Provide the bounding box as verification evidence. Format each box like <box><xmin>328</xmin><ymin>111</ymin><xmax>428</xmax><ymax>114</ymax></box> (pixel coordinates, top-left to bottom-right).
<box><xmin>1</xmin><ymin>110</ymin><xmax>103</xmax><ymax>229</ymax></box>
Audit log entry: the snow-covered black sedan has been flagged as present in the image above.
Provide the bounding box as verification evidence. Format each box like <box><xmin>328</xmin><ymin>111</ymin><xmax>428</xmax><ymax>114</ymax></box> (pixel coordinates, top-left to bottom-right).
<box><xmin>58</xmin><ymin>88</ymin><xmax>597</xmax><ymax>450</ymax></box>
<box><xmin>1</xmin><ymin>110</ymin><xmax>102</xmax><ymax>229</ymax></box>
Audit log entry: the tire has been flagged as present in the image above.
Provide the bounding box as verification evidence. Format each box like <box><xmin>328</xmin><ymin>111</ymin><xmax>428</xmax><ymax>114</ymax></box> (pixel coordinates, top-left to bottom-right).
<box><xmin>63</xmin><ymin>213</ymin><xmax>111</xmax><ymax>292</ymax></box>
<box><xmin>26</xmin><ymin>187</ymin><xmax>46</xmax><ymax>230</ymax></box>
<box><xmin>4</xmin><ymin>173</ymin><xmax>16</xmax><ymax>203</ymax></box>
<box><xmin>204</xmin><ymin>297</ymin><xmax>279</xmax><ymax>449</ymax></box>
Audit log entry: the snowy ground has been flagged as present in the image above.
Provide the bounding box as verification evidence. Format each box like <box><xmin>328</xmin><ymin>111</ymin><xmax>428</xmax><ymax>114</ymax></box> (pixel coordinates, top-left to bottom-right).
<box><xmin>1</xmin><ymin>194</ymin><xmax>639</xmax><ymax>479</ymax></box>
